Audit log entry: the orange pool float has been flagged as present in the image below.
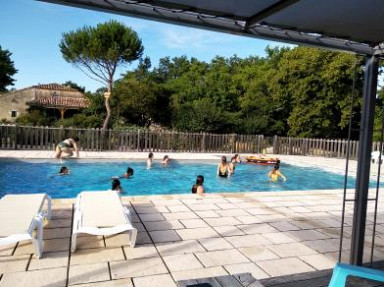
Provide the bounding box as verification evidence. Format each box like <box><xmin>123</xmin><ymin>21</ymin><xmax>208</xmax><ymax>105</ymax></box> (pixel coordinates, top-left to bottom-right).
<box><xmin>245</xmin><ymin>155</ymin><xmax>280</xmax><ymax>165</ymax></box>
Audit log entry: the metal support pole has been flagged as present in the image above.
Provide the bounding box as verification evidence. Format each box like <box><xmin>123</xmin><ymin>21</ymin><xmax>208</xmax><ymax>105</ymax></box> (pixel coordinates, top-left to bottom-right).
<box><xmin>350</xmin><ymin>55</ymin><xmax>379</xmax><ymax>265</ymax></box>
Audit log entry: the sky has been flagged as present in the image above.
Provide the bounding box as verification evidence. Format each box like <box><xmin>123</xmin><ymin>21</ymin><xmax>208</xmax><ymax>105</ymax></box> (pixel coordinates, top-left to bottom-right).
<box><xmin>0</xmin><ymin>0</ymin><xmax>290</xmax><ymax>93</ymax></box>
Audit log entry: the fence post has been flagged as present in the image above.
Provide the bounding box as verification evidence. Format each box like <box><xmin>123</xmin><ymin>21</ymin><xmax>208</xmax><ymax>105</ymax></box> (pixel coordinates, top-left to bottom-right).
<box><xmin>231</xmin><ymin>134</ymin><xmax>236</xmax><ymax>153</ymax></box>
<box><xmin>273</xmin><ymin>135</ymin><xmax>278</xmax><ymax>154</ymax></box>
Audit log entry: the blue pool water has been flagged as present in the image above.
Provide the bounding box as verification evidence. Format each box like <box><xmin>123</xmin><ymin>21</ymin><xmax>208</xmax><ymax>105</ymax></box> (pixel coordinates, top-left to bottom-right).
<box><xmin>0</xmin><ymin>159</ymin><xmax>367</xmax><ymax>199</ymax></box>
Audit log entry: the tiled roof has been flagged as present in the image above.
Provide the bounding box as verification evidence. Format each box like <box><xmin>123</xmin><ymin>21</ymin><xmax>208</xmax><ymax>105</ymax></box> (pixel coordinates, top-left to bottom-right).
<box><xmin>32</xmin><ymin>83</ymin><xmax>81</xmax><ymax>92</ymax></box>
<box><xmin>28</xmin><ymin>96</ymin><xmax>89</xmax><ymax>108</ymax></box>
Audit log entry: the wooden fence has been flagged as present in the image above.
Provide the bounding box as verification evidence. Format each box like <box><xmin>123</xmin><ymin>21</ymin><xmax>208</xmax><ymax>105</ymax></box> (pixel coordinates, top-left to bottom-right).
<box><xmin>0</xmin><ymin>125</ymin><xmax>264</xmax><ymax>153</ymax></box>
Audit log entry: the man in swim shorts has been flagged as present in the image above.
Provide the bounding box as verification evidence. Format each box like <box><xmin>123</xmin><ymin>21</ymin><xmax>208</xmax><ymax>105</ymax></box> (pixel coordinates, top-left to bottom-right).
<box><xmin>55</xmin><ymin>137</ymin><xmax>79</xmax><ymax>159</ymax></box>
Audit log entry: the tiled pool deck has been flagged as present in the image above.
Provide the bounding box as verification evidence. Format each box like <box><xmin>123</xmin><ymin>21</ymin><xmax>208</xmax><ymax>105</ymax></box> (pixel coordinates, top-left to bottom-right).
<box><xmin>0</xmin><ymin>151</ymin><xmax>383</xmax><ymax>287</ymax></box>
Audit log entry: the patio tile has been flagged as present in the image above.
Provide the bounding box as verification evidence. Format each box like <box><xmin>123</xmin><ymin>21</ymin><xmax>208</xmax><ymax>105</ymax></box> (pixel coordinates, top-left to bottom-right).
<box><xmin>257</xmin><ymin>214</ymin><xmax>288</xmax><ymax>222</ymax></box>
<box><xmin>205</xmin><ymin>217</ymin><xmax>241</xmax><ymax>227</ymax></box>
<box><xmin>43</xmin><ymin>227</ymin><xmax>71</xmax><ymax>239</ymax></box>
<box><xmin>267</xmin><ymin>242</ymin><xmax>317</xmax><ymax>257</ymax></box>
<box><xmin>14</xmin><ymin>238</ymin><xmax>70</xmax><ymax>255</ymax></box>
<box><xmin>149</xmin><ymin>230</ymin><xmax>181</xmax><ymax>243</ymax></box>
<box><xmin>291</xmin><ymin>220</ymin><xmax>322</xmax><ymax>229</ymax></box>
<box><xmin>51</xmin><ymin>208</ymin><xmax>72</xmax><ymax>219</ymax></box>
<box><xmin>0</xmin><ymin>266</ymin><xmax>67</xmax><ymax>287</ymax></box>
<box><xmin>239</xmin><ymin>246</ymin><xmax>279</xmax><ymax>261</ymax></box>
<box><xmin>257</xmin><ymin>258</ymin><xmax>315</xmax><ymax>277</ymax></box>
<box><xmin>110</xmin><ymin>257</ymin><xmax>167</xmax><ymax>279</ymax></box>
<box><xmin>139</xmin><ymin>213</ymin><xmax>165</xmax><ymax>222</ymax></box>
<box><xmin>135</xmin><ymin>206</ymin><xmax>168</xmax><ymax>214</ymax></box>
<box><xmin>29</xmin><ymin>251</ymin><xmax>68</xmax><ymax>270</ymax></box>
<box><xmin>176</xmin><ymin>227</ymin><xmax>219</xmax><ymax>240</ymax></box>
<box><xmin>237</xmin><ymin>223</ymin><xmax>278</xmax><ymax>235</ymax></box>
<box><xmin>198</xmin><ymin>238</ymin><xmax>234</xmax><ymax>251</ymax></box>
<box><xmin>156</xmin><ymin>240</ymin><xmax>205</xmax><ymax>256</ymax></box>
<box><xmin>76</xmin><ymin>236</ymin><xmax>105</xmax><ymax>250</ymax></box>
<box><xmin>194</xmin><ymin>210</ymin><xmax>220</xmax><ymax>218</ymax></box>
<box><xmin>105</xmin><ymin>233</ymin><xmax>136</xmax><ymax>247</ymax></box>
<box><xmin>287</xmin><ymin>229</ymin><xmax>329</xmax><ymax>241</ymax></box>
<box><xmin>213</xmin><ymin>226</ymin><xmax>245</xmax><ymax>237</ymax></box>
<box><xmin>180</xmin><ymin>219</ymin><xmax>209</xmax><ymax>228</ymax></box>
<box><xmin>171</xmin><ymin>266</ymin><xmax>228</xmax><ymax>281</ymax></box>
<box><xmin>262</xmin><ymin>233</ymin><xmax>297</xmax><ymax>244</ymax></box>
<box><xmin>0</xmin><ymin>243</ymin><xmax>16</xmax><ymax>256</ymax></box>
<box><xmin>236</xmin><ymin>216</ymin><xmax>262</xmax><ymax>224</ymax></box>
<box><xmin>269</xmin><ymin>221</ymin><xmax>301</xmax><ymax>232</ymax></box>
<box><xmin>132</xmin><ymin>222</ymin><xmax>146</xmax><ymax>232</ymax></box>
<box><xmin>163</xmin><ymin>212</ymin><xmax>199</xmax><ymax>220</ymax></box>
<box><xmin>70</xmin><ymin>278</ymin><xmax>133</xmax><ymax>286</ymax></box>
<box><xmin>303</xmin><ymin>238</ymin><xmax>348</xmax><ymax>253</ymax></box>
<box><xmin>45</xmin><ymin>218</ymin><xmax>72</xmax><ymax>228</ymax></box>
<box><xmin>216</xmin><ymin>203</ymin><xmax>237</xmax><ymax>209</ymax></box>
<box><xmin>151</xmin><ymin>199</ymin><xmax>182</xmax><ymax>206</ymax></box>
<box><xmin>133</xmin><ymin>274</ymin><xmax>177</xmax><ymax>287</ymax></box>
<box><xmin>216</xmin><ymin>209</ymin><xmax>250</xmax><ymax>217</ymax></box>
<box><xmin>225</xmin><ymin>234</ymin><xmax>271</xmax><ymax>248</ymax></box>
<box><xmin>224</xmin><ymin>262</ymin><xmax>269</xmax><ymax>280</ymax></box>
<box><xmin>69</xmin><ymin>262</ymin><xmax>110</xmax><ymax>285</ymax></box>
<box><xmin>195</xmin><ymin>249</ymin><xmax>249</xmax><ymax>267</ymax></box>
<box><xmin>247</xmin><ymin>208</ymin><xmax>274</xmax><ymax>215</ymax></box>
<box><xmin>70</xmin><ymin>248</ymin><xmax>125</xmax><ymax>265</ymax></box>
<box><xmin>144</xmin><ymin>220</ymin><xmax>184</xmax><ymax>231</ymax></box>
<box><xmin>167</xmin><ymin>205</ymin><xmax>191</xmax><ymax>212</ymax></box>
<box><xmin>0</xmin><ymin>254</ymin><xmax>29</xmax><ymax>273</ymax></box>
<box><xmin>187</xmin><ymin>204</ymin><xmax>220</xmax><ymax>211</ymax></box>
<box><xmin>300</xmin><ymin>254</ymin><xmax>337</xmax><ymax>270</ymax></box>
<box><xmin>163</xmin><ymin>254</ymin><xmax>203</xmax><ymax>272</ymax></box>
<box><xmin>123</xmin><ymin>244</ymin><xmax>159</xmax><ymax>260</ymax></box>
<box><xmin>136</xmin><ymin>232</ymin><xmax>153</xmax><ymax>245</ymax></box>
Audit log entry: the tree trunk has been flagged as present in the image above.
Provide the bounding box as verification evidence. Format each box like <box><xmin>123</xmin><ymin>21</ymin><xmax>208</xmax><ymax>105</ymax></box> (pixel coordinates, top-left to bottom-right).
<box><xmin>102</xmin><ymin>82</ymin><xmax>113</xmax><ymax>131</ymax></box>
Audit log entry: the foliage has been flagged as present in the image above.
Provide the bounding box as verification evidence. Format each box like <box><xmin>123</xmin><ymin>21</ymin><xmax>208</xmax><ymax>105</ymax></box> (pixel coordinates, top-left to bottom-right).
<box><xmin>60</xmin><ymin>20</ymin><xmax>144</xmax><ymax>129</ymax></box>
<box><xmin>15</xmin><ymin>110</ymin><xmax>54</xmax><ymax>126</ymax></box>
<box><xmin>0</xmin><ymin>46</ymin><xmax>17</xmax><ymax>92</ymax></box>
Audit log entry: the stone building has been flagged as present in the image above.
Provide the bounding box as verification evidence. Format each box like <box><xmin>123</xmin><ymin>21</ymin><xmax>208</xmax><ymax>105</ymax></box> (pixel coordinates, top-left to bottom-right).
<box><xmin>0</xmin><ymin>83</ymin><xmax>88</xmax><ymax>121</ymax></box>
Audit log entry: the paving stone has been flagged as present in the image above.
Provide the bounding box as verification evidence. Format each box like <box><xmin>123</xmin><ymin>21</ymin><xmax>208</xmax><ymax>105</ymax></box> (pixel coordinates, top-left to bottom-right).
<box><xmin>187</xmin><ymin>204</ymin><xmax>220</xmax><ymax>211</ymax></box>
<box><xmin>171</xmin><ymin>266</ymin><xmax>228</xmax><ymax>281</ymax></box>
<box><xmin>151</xmin><ymin>199</ymin><xmax>182</xmax><ymax>206</ymax></box>
<box><xmin>45</xmin><ymin>218</ymin><xmax>72</xmax><ymax>228</ymax></box>
<box><xmin>149</xmin><ymin>230</ymin><xmax>181</xmax><ymax>243</ymax></box>
<box><xmin>14</xmin><ymin>238</ymin><xmax>70</xmax><ymax>255</ymax></box>
<box><xmin>239</xmin><ymin>246</ymin><xmax>279</xmax><ymax>261</ymax></box>
<box><xmin>235</xmin><ymin>216</ymin><xmax>263</xmax><ymax>224</ymax></box>
<box><xmin>205</xmin><ymin>217</ymin><xmax>241</xmax><ymax>227</ymax></box>
<box><xmin>269</xmin><ymin>221</ymin><xmax>301</xmax><ymax>231</ymax></box>
<box><xmin>167</xmin><ymin>205</ymin><xmax>191</xmax><ymax>212</ymax></box>
<box><xmin>198</xmin><ymin>237</ymin><xmax>234</xmax><ymax>251</ymax></box>
<box><xmin>163</xmin><ymin>254</ymin><xmax>203</xmax><ymax>271</ymax></box>
<box><xmin>42</xmin><ymin>227</ymin><xmax>71</xmax><ymax>239</ymax></box>
<box><xmin>132</xmin><ymin>222</ymin><xmax>146</xmax><ymax>232</ymax></box>
<box><xmin>237</xmin><ymin>223</ymin><xmax>278</xmax><ymax>235</ymax></box>
<box><xmin>257</xmin><ymin>258</ymin><xmax>315</xmax><ymax>277</ymax></box>
<box><xmin>216</xmin><ymin>203</ymin><xmax>238</xmax><ymax>209</ymax></box>
<box><xmin>110</xmin><ymin>257</ymin><xmax>167</xmax><ymax>279</ymax></box>
<box><xmin>51</xmin><ymin>208</ymin><xmax>72</xmax><ymax>219</ymax></box>
<box><xmin>225</xmin><ymin>234</ymin><xmax>271</xmax><ymax>248</ymax></box>
<box><xmin>291</xmin><ymin>220</ymin><xmax>322</xmax><ymax>229</ymax></box>
<box><xmin>300</xmin><ymin>254</ymin><xmax>337</xmax><ymax>270</ymax></box>
<box><xmin>247</xmin><ymin>208</ymin><xmax>275</xmax><ymax>215</ymax></box>
<box><xmin>303</xmin><ymin>238</ymin><xmax>348</xmax><ymax>253</ymax></box>
<box><xmin>180</xmin><ymin>219</ymin><xmax>209</xmax><ymax>228</ymax></box>
<box><xmin>104</xmin><ymin>233</ymin><xmax>136</xmax><ymax>247</ymax></box>
<box><xmin>69</xmin><ymin>278</ymin><xmax>133</xmax><ymax>286</ymax></box>
<box><xmin>176</xmin><ymin>227</ymin><xmax>219</xmax><ymax>240</ymax></box>
<box><xmin>139</xmin><ymin>213</ymin><xmax>165</xmax><ymax>222</ymax></box>
<box><xmin>213</xmin><ymin>226</ymin><xmax>245</xmax><ymax>236</ymax></box>
<box><xmin>156</xmin><ymin>240</ymin><xmax>205</xmax><ymax>256</ymax></box>
<box><xmin>71</xmin><ymin>248</ymin><xmax>125</xmax><ymax>265</ymax></box>
<box><xmin>0</xmin><ymin>254</ymin><xmax>29</xmax><ymax>273</ymax></box>
<box><xmin>123</xmin><ymin>244</ymin><xmax>159</xmax><ymax>259</ymax></box>
<box><xmin>75</xmin><ymin>236</ymin><xmax>104</xmax><ymax>250</ymax></box>
<box><xmin>144</xmin><ymin>220</ymin><xmax>184</xmax><ymax>231</ymax></box>
<box><xmin>224</xmin><ymin>262</ymin><xmax>269</xmax><ymax>280</ymax></box>
<box><xmin>195</xmin><ymin>249</ymin><xmax>249</xmax><ymax>267</ymax></box>
<box><xmin>262</xmin><ymin>232</ymin><xmax>297</xmax><ymax>244</ymax></box>
<box><xmin>163</xmin><ymin>212</ymin><xmax>199</xmax><ymax>220</ymax></box>
<box><xmin>135</xmin><ymin>206</ymin><xmax>168</xmax><ymax>214</ymax></box>
<box><xmin>0</xmin><ymin>243</ymin><xmax>16</xmax><ymax>256</ymax></box>
<box><xmin>29</xmin><ymin>251</ymin><xmax>68</xmax><ymax>270</ymax></box>
<box><xmin>0</xmin><ymin>266</ymin><xmax>67</xmax><ymax>287</ymax></box>
<box><xmin>216</xmin><ymin>209</ymin><xmax>250</xmax><ymax>217</ymax></box>
<box><xmin>287</xmin><ymin>229</ymin><xmax>329</xmax><ymax>241</ymax></box>
<box><xmin>267</xmin><ymin>242</ymin><xmax>318</xmax><ymax>257</ymax></box>
<box><xmin>257</xmin><ymin>214</ymin><xmax>288</xmax><ymax>222</ymax></box>
<box><xmin>69</xmin><ymin>262</ymin><xmax>110</xmax><ymax>285</ymax></box>
<box><xmin>194</xmin><ymin>210</ymin><xmax>220</xmax><ymax>218</ymax></box>
<box><xmin>133</xmin><ymin>274</ymin><xmax>177</xmax><ymax>287</ymax></box>
<box><xmin>136</xmin><ymin>232</ymin><xmax>152</xmax><ymax>245</ymax></box>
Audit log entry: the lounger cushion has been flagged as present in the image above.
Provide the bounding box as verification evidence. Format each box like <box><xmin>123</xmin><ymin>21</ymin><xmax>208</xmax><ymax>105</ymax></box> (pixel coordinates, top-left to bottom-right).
<box><xmin>0</xmin><ymin>194</ymin><xmax>46</xmax><ymax>237</ymax></box>
<box><xmin>81</xmin><ymin>191</ymin><xmax>127</xmax><ymax>227</ymax></box>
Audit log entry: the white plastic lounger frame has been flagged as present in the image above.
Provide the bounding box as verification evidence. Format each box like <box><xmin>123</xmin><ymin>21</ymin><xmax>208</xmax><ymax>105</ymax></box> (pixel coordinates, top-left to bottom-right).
<box><xmin>71</xmin><ymin>191</ymin><xmax>137</xmax><ymax>252</ymax></box>
<box><xmin>0</xmin><ymin>193</ymin><xmax>51</xmax><ymax>259</ymax></box>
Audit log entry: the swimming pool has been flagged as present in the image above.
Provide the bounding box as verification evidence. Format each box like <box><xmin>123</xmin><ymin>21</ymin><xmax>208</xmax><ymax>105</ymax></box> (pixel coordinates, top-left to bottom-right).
<box><xmin>0</xmin><ymin>158</ymin><xmax>370</xmax><ymax>199</ymax></box>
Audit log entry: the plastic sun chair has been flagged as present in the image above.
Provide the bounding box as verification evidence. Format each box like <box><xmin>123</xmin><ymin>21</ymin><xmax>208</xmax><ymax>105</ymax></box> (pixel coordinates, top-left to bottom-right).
<box><xmin>71</xmin><ymin>191</ymin><xmax>137</xmax><ymax>252</ymax></box>
<box><xmin>0</xmin><ymin>193</ymin><xmax>52</xmax><ymax>259</ymax></box>
<box><xmin>329</xmin><ymin>263</ymin><xmax>384</xmax><ymax>286</ymax></box>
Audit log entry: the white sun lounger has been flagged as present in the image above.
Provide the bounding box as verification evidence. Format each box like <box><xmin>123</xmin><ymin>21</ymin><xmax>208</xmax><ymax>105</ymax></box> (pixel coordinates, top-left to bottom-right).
<box><xmin>71</xmin><ymin>191</ymin><xmax>137</xmax><ymax>252</ymax></box>
<box><xmin>0</xmin><ymin>193</ymin><xmax>51</xmax><ymax>258</ymax></box>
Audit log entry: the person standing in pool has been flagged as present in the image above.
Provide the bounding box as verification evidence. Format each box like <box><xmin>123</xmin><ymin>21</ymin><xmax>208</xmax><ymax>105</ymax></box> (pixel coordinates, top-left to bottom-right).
<box><xmin>111</xmin><ymin>179</ymin><xmax>124</xmax><ymax>194</ymax></box>
<box><xmin>121</xmin><ymin>167</ymin><xmax>134</xmax><ymax>178</ymax></box>
<box><xmin>162</xmin><ymin>155</ymin><xmax>170</xmax><ymax>166</ymax></box>
<box><xmin>268</xmin><ymin>164</ymin><xmax>287</xmax><ymax>182</ymax></box>
<box><xmin>217</xmin><ymin>156</ymin><xmax>230</xmax><ymax>177</ymax></box>
<box><xmin>55</xmin><ymin>137</ymin><xmax>79</xmax><ymax>159</ymax></box>
<box><xmin>191</xmin><ymin>175</ymin><xmax>205</xmax><ymax>197</ymax></box>
<box><xmin>147</xmin><ymin>152</ymin><xmax>154</xmax><ymax>169</ymax></box>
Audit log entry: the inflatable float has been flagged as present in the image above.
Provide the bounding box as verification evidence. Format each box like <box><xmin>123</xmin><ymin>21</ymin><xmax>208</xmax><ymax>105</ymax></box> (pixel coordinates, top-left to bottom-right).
<box><xmin>245</xmin><ymin>155</ymin><xmax>280</xmax><ymax>165</ymax></box>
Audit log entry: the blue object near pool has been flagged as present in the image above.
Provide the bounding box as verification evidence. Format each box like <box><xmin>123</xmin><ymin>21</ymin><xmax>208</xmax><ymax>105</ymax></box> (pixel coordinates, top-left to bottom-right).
<box><xmin>0</xmin><ymin>159</ymin><xmax>370</xmax><ymax>199</ymax></box>
<box><xmin>328</xmin><ymin>263</ymin><xmax>384</xmax><ymax>286</ymax></box>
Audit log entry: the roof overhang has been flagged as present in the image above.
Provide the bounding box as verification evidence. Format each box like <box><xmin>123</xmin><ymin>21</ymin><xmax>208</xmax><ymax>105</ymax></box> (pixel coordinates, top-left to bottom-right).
<box><xmin>38</xmin><ymin>0</ymin><xmax>384</xmax><ymax>56</ymax></box>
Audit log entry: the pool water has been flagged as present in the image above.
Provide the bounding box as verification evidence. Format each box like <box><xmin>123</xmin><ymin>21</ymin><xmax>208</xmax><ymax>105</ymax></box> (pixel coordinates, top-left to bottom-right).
<box><xmin>0</xmin><ymin>159</ymin><xmax>369</xmax><ymax>199</ymax></box>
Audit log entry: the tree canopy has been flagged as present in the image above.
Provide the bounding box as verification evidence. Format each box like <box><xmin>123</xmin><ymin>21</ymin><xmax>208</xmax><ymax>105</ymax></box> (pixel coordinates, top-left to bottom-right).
<box><xmin>59</xmin><ymin>20</ymin><xmax>144</xmax><ymax>130</ymax></box>
<box><xmin>0</xmin><ymin>46</ymin><xmax>17</xmax><ymax>92</ymax></box>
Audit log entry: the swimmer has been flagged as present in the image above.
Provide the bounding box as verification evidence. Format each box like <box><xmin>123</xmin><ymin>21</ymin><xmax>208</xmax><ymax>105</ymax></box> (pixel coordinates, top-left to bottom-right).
<box><xmin>147</xmin><ymin>152</ymin><xmax>154</xmax><ymax>169</ymax></box>
<box><xmin>268</xmin><ymin>164</ymin><xmax>287</xmax><ymax>182</ymax></box>
<box><xmin>55</xmin><ymin>137</ymin><xmax>79</xmax><ymax>159</ymax></box>
<box><xmin>191</xmin><ymin>175</ymin><xmax>204</xmax><ymax>197</ymax></box>
<box><xmin>162</xmin><ymin>155</ymin><xmax>170</xmax><ymax>166</ymax></box>
<box><xmin>217</xmin><ymin>156</ymin><xmax>230</xmax><ymax>178</ymax></box>
<box><xmin>111</xmin><ymin>179</ymin><xmax>124</xmax><ymax>194</ymax></box>
<box><xmin>58</xmin><ymin>166</ymin><xmax>70</xmax><ymax>175</ymax></box>
<box><xmin>121</xmin><ymin>167</ymin><xmax>134</xmax><ymax>178</ymax></box>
